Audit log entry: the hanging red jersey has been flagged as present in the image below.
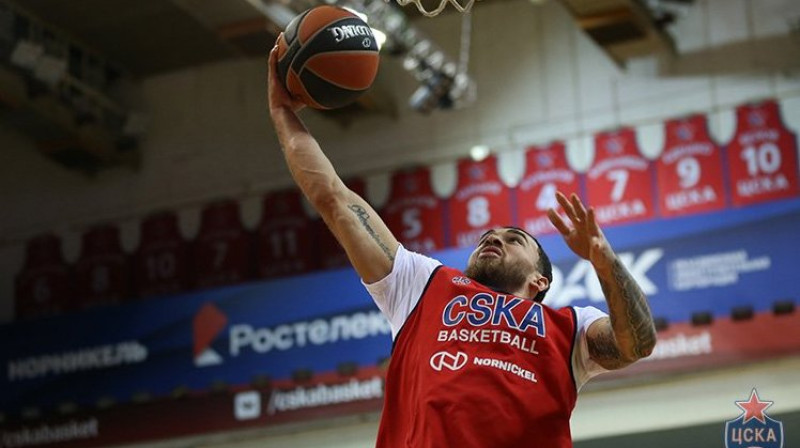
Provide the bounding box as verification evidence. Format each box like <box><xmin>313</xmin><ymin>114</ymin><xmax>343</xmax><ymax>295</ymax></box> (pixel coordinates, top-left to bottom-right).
<box><xmin>383</xmin><ymin>168</ymin><xmax>446</xmax><ymax>254</ymax></box>
<box><xmin>74</xmin><ymin>225</ymin><xmax>130</xmax><ymax>308</ymax></box>
<box><xmin>256</xmin><ymin>188</ymin><xmax>317</xmax><ymax>278</ymax></box>
<box><xmin>316</xmin><ymin>178</ymin><xmax>366</xmax><ymax>270</ymax></box>
<box><xmin>726</xmin><ymin>100</ymin><xmax>799</xmax><ymax>206</ymax></box>
<box><xmin>516</xmin><ymin>142</ymin><xmax>581</xmax><ymax>236</ymax></box>
<box><xmin>15</xmin><ymin>234</ymin><xmax>72</xmax><ymax>319</ymax></box>
<box><xmin>586</xmin><ymin>128</ymin><xmax>655</xmax><ymax>225</ymax></box>
<box><xmin>194</xmin><ymin>200</ymin><xmax>252</xmax><ymax>288</ymax></box>
<box><xmin>448</xmin><ymin>156</ymin><xmax>513</xmax><ymax>247</ymax></box>
<box><xmin>134</xmin><ymin>212</ymin><xmax>190</xmax><ymax>298</ymax></box>
<box><xmin>656</xmin><ymin>115</ymin><xmax>727</xmax><ymax>217</ymax></box>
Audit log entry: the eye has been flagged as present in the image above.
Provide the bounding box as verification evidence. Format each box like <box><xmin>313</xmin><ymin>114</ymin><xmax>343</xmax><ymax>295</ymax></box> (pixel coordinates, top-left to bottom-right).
<box><xmin>510</xmin><ymin>236</ymin><xmax>522</xmax><ymax>244</ymax></box>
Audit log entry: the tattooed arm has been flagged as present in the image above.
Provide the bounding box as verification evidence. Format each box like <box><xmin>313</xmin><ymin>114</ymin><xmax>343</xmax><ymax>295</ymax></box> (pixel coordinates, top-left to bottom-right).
<box><xmin>548</xmin><ymin>192</ymin><xmax>656</xmax><ymax>370</ymax></box>
<box><xmin>585</xmin><ymin>257</ymin><xmax>656</xmax><ymax>369</ymax></box>
<box><xmin>267</xmin><ymin>45</ymin><xmax>398</xmax><ymax>283</ymax></box>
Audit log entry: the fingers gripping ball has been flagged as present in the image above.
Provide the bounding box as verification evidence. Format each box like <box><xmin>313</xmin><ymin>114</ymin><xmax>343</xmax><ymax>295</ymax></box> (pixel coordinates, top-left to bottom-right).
<box><xmin>276</xmin><ymin>6</ymin><xmax>380</xmax><ymax>110</ymax></box>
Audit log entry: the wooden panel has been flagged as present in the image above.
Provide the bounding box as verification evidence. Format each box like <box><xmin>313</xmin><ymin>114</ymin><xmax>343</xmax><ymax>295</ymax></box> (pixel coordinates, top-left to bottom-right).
<box><xmin>559</xmin><ymin>0</ymin><xmax>675</xmax><ymax>66</ymax></box>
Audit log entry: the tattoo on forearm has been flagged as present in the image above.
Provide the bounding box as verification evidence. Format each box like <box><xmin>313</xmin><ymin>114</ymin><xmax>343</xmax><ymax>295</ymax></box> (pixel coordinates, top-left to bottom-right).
<box><xmin>598</xmin><ymin>258</ymin><xmax>656</xmax><ymax>361</ymax></box>
<box><xmin>348</xmin><ymin>204</ymin><xmax>394</xmax><ymax>262</ymax></box>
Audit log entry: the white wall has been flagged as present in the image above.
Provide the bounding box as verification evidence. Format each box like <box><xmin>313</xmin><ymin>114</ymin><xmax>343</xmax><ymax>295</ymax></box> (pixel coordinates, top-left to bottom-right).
<box><xmin>1</xmin><ymin>0</ymin><xmax>799</xmax><ymax>441</ymax></box>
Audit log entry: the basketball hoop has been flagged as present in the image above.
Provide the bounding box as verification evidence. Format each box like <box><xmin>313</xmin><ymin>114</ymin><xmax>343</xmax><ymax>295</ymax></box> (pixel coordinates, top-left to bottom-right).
<box><xmin>388</xmin><ymin>0</ymin><xmax>479</xmax><ymax>17</ymax></box>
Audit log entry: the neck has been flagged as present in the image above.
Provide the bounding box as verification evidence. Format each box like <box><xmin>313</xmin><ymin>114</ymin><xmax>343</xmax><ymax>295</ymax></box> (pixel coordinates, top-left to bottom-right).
<box><xmin>485</xmin><ymin>284</ymin><xmax>533</xmax><ymax>300</ymax></box>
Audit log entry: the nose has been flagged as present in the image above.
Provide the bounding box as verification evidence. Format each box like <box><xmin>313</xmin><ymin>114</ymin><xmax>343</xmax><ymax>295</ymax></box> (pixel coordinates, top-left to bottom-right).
<box><xmin>484</xmin><ymin>234</ymin><xmax>502</xmax><ymax>247</ymax></box>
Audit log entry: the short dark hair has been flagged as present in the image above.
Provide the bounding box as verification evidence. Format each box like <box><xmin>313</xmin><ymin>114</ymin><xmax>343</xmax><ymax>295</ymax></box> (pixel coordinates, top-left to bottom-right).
<box><xmin>507</xmin><ymin>227</ymin><xmax>552</xmax><ymax>302</ymax></box>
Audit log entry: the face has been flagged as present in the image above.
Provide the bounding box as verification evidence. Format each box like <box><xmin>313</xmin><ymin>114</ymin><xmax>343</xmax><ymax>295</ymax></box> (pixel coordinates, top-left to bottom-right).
<box><xmin>464</xmin><ymin>228</ymin><xmax>544</xmax><ymax>297</ymax></box>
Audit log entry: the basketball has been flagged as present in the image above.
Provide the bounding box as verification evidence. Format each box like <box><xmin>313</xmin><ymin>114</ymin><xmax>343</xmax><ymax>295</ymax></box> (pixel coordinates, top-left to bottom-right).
<box><xmin>276</xmin><ymin>5</ymin><xmax>380</xmax><ymax>110</ymax></box>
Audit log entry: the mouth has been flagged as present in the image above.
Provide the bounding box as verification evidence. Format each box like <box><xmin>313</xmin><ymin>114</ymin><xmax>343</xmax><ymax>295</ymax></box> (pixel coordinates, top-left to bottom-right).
<box><xmin>478</xmin><ymin>246</ymin><xmax>502</xmax><ymax>258</ymax></box>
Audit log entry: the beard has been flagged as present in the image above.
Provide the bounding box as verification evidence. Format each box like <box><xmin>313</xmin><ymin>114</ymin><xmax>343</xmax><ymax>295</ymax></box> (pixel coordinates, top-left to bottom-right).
<box><xmin>464</xmin><ymin>256</ymin><xmax>529</xmax><ymax>294</ymax></box>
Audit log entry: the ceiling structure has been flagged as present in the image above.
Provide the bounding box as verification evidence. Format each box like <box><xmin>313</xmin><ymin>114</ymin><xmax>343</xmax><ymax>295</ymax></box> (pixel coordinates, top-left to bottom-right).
<box><xmin>6</xmin><ymin>0</ymin><xmax>273</xmax><ymax>77</ymax></box>
<box><xmin>5</xmin><ymin>0</ymin><xmax>798</xmax><ymax>174</ymax></box>
<box><xmin>3</xmin><ymin>0</ymin><xmax>692</xmax><ymax>77</ymax></box>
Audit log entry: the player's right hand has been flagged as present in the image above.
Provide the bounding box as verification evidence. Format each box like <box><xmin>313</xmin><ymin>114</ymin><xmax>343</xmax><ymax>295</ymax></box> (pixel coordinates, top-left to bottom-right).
<box><xmin>267</xmin><ymin>35</ymin><xmax>305</xmax><ymax>114</ymax></box>
<box><xmin>547</xmin><ymin>191</ymin><xmax>617</xmax><ymax>277</ymax></box>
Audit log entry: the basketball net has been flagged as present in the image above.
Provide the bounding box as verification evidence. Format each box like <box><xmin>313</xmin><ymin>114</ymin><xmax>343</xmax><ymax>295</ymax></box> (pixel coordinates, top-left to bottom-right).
<box><xmin>388</xmin><ymin>0</ymin><xmax>480</xmax><ymax>17</ymax></box>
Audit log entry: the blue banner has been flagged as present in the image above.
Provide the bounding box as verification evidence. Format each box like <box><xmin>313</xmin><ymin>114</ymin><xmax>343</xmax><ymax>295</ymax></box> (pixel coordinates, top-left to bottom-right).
<box><xmin>1</xmin><ymin>198</ymin><xmax>798</xmax><ymax>416</ymax></box>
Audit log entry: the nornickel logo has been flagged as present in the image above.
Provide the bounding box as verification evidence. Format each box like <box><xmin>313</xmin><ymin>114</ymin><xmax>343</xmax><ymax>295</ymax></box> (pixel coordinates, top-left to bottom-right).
<box><xmin>430</xmin><ymin>351</ymin><xmax>468</xmax><ymax>371</ymax></box>
<box><xmin>193</xmin><ymin>302</ymin><xmax>229</xmax><ymax>367</ymax></box>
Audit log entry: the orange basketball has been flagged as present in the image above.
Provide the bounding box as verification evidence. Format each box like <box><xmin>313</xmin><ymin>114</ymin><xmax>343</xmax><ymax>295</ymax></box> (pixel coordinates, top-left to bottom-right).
<box><xmin>276</xmin><ymin>6</ymin><xmax>380</xmax><ymax>110</ymax></box>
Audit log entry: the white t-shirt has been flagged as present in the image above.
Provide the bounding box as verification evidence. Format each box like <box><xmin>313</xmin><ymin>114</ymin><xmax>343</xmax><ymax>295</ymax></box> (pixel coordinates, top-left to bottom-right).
<box><xmin>364</xmin><ymin>245</ymin><xmax>609</xmax><ymax>390</ymax></box>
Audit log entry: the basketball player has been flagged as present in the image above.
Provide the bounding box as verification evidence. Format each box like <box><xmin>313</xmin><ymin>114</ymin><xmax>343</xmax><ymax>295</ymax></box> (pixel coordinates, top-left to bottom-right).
<box><xmin>267</xmin><ymin>42</ymin><xmax>656</xmax><ymax>447</ymax></box>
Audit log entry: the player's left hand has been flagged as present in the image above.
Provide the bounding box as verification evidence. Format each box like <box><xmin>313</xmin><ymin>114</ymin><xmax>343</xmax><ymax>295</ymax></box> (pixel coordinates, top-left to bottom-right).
<box><xmin>547</xmin><ymin>192</ymin><xmax>616</xmax><ymax>275</ymax></box>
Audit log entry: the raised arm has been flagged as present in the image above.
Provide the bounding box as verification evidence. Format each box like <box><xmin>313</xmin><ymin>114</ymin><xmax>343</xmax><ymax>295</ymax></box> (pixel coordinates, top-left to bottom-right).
<box><xmin>548</xmin><ymin>192</ymin><xmax>656</xmax><ymax>370</ymax></box>
<box><xmin>267</xmin><ymin>42</ymin><xmax>398</xmax><ymax>283</ymax></box>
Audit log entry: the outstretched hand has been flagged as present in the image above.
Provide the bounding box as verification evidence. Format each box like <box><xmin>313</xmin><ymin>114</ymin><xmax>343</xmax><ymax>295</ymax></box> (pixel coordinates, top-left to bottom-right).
<box><xmin>547</xmin><ymin>192</ymin><xmax>616</xmax><ymax>275</ymax></box>
<box><xmin>268</xmin><ymin>35</ymin><xmax>305</xmax><ymax>114</ymax></box>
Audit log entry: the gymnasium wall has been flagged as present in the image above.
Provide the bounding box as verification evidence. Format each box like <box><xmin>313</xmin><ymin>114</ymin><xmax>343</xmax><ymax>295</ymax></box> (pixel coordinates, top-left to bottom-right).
<box><xmin>1</xmin><ymin>0</ymin><xmax>799</xmax><ymax>322</ymax></box>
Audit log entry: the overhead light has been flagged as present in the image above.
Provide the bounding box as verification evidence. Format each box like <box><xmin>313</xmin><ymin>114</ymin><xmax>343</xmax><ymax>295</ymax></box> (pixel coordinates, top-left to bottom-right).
<box><xmin>343</xmin><ymin>7</ymin><xmax>369</xmax><ymax>23</ymax></box>
<box><xmin>470</xmin><ymin>145</ymin><xmax>490</xmax><ymax>161</ymax></box>
<box><xmin>10</xmin><ymin>40</ymin><xmax>43</xmax><ymax>70</ymax></box>
<box><xmin>371</xmin><ymin>28</ymin><xmax>387</xmax><ymax>50</ymax></box>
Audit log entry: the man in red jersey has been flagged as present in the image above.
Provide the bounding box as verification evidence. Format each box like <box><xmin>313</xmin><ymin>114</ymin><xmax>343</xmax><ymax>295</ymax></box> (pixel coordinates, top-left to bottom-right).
<box><xmin>267</xmin><ymin>40</ymin><xmax>656</xmax><ymax>447</ymax></box>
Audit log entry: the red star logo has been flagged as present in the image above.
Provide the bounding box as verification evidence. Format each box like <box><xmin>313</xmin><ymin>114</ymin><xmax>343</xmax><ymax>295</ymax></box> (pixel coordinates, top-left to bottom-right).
<box><xmin>735</xmin><ymin>389</ymin><xmax>773</xmax><ymax>424</ymax></box>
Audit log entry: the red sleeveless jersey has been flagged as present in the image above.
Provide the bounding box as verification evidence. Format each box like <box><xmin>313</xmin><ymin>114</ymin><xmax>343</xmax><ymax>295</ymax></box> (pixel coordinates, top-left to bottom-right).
<box><xmin>256</xmin><ymin>188</ymin><xmax>317</xmax><ymax>278</ymax></box>
<box><xmin>15</xmin><ymin>234</ymin><xmax>72</xmax><ymax>319</ymax></box>
<box><xmin>726</xmin><ymin>100</ymin><xmax>799</xmax><ymax>206</ymax></box>
<box><xmin>516</xmin><ymin>142</ymin><xmax>581</xmax><ymax>236</ymax></box>
<box><xmin>656</xmin><ymin>115</ymin><xmax>727</xmax><ymax>217</ymax></box>
<box><xmin>134</xmin><ymin>212</ymin><xmax>190</xmax><ymax>298</ymax></box>
<box><xmin>378</xmin><ymin>266</ymin><xmax>578</xmax><ymax>448</ymax></box>
<box><xmin>194</xmin><ymin>200</ymin><xmax>252</xmax><ymax>288</ymax></box>
<box><xmin>447</xmin><ymin>156</ymin><xmax>513</xmax><ymax>248</ymax></box>
<box><xmin>74</xmin><ymin>224</ymin><xmax>130</xmax><ymax>308</ymax></box>
<box><xmin>587</xmin><ymin>128</ymin><xmax>655</xmax><ymax>225</ymax></box>
<box><xmin>383</xmin><ymin>168</ymin><xmax>446</xmax><ymax>254</ymax></box>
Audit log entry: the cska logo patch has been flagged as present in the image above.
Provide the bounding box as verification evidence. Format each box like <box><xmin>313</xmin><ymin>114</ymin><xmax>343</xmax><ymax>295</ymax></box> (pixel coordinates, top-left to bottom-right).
<box><xmin>536</xmin><ymin>152</ymin><xmax>553</xmax><ymax>168</ymax></box>
<box><xmin>748</xmin><ymin>110</ymin><xmax>766</xmax><ymax>128</ymax></box>
<box><xmin>468</xmin><ymin>165</ymin><xmax>486</xmax><ymax>181</ymax></box>
<box><xmin>451</xmin><ymin>276</ymin><xmax>471</xmax><ymax>286</ymax></box>
<box><xmin>676</xmin><ymin>123</ymin><xmax>694</xmax><ymax>141</ymax></box>
<box><xmin>605</xmin><ymin>136</ymin><xmax>624</xmax><ymax>154</ymax></box>
<box><xmin>724</xmin><ymin>389</ymin><xmax>783</xmax><ymax>448</ymax></box>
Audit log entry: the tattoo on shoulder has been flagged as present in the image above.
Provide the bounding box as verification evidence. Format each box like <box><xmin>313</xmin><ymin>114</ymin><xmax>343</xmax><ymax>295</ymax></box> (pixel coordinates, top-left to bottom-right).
<box><xmin>347</xmin><ymin>204</ymin><xmax>394</xmax><ymax>262</ymax></box>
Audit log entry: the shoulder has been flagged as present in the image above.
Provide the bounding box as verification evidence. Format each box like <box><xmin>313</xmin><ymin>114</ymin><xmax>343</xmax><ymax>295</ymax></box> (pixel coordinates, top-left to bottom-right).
<box><xmin>543</xmin><ymin>305</ymin><xmax>608</xmax><ymax>333</ymax></box>
<box><xmin>572</xmin><ymin>306</ymin><xmax>609</xmax><ymax>330</ymax></box>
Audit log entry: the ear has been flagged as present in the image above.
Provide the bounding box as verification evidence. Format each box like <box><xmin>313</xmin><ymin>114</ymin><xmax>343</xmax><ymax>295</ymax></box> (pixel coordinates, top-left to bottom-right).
<box><xmin>529</xmin><ymin>273</ymin><xmax>550</xmax><ymax>298</ymax></box>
